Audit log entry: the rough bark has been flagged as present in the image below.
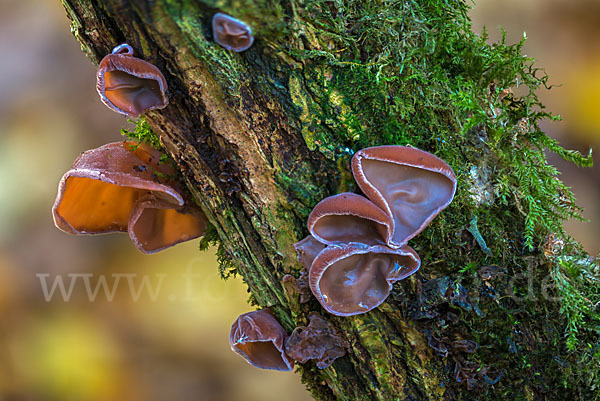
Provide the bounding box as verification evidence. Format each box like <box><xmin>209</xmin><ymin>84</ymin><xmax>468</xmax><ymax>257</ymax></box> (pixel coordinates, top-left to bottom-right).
<box><xmin>60</xmin><ymin>0</ymin><xmax>599</xmax><ymax>400</ymax></box>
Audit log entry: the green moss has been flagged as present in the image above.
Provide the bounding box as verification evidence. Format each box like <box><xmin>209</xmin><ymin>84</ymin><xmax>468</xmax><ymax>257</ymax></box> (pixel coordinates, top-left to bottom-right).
<box><xmin>199</xmin><ymin>223</ymin><xmax>239</xmax><ymax>279</ymax></box>
<box><xmin>120</xmin><ymin>117</ymin><xmax>163</xmax><ymax>149</ymax></box>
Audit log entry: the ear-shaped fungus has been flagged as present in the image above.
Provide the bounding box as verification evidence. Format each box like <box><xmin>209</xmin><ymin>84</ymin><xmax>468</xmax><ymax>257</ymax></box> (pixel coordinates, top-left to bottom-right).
<box><xmin>128</xmin><ymin>194</ymin><xmax>207</xmax><ymax>253</ymax></box>
<box><xmin>285</xmin><ymin>313</ymin><xmax>349</xmax><ymax>369</ymax></box>
<box><xmin>309</xmin><ymin>244</ymin><xmax>420</xmax><ymax>316</ymax></box>
<box><xmin>52</xmin><ymin>141</ymin><xmax>206</xmax><ymax>254</ymax></box>
<box><xmin>307</xmin><ymin>193</ymin><xmax>392</xmax><ymax>247</ymax></box>
<box><xmin>294</xmin><ymin>235</ymin><xmax>326</xmax><ymax>271</ymax></box>
<box><xmin>229</xmin><ymin>309</ymin><xmax>294</xmax><ymax>371</ymax></box>
<box><xmin>212</xmin><ymin>13</ymin><xmax>255</xmax><ymax>52</ymax></box>
<box><xmin>96</xmin><ymin>44</ymin><xmax>168</xmax><ymax>117</ymax></box>
<box><xmin>352</xmin><ymin>146</ymin><xmax>456</xmax><ymax>247</ymax></box>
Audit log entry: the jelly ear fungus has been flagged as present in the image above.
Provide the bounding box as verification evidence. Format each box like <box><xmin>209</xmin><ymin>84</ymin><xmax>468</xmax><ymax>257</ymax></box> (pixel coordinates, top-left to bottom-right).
<box><xmin>52</xmin><ymin>141</ymin><xmax>206</xmax><ymax>254</ymax></box>
<box><xmin>229</xmin><ymin>309</ymin><xmax>294</xmax><ymax>371</ymax></box>
<box><xmin>96</xmin><ymin>44</ymin><xmax>169</xmax><ymax>117</ymax></box>
<box><xmin>285</xmin><ymin>313</ymin><xmax>349</xmax><ymax>369</ymax></box>
<box><xmin>308</xmin><ymin>243</ymin><xmax>420</xmax><ymax>316</ymax></box>
<box><xmin>307</xmin><ymin>192</ymin><xmax>393</xmax><ymax>246</ymax></box>
<box><xmin>212</xmin><ymin>13</ymin><xmax>255</xmax><ymax>52</ymax></box>
<box><xmin>352</xmin><ymin>146</ymin><xmax>457</xmax><ymax>248</ymax></box>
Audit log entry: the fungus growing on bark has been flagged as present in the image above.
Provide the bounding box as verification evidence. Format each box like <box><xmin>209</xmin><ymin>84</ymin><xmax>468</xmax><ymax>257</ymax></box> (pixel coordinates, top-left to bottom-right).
<box><xmin>285</xmin><ymin>313</ymin><xmax>349</xmax><ymax>369</ymax></box>
<box><xmin>294</xmin><ymin>234</ymin><xmax>326</xmax><ymax>271</ymax></box>
<box><xmin>307</xmin><ymin>192</ymin><xmax>392</xmax><ymax>246</ymax></box>
<box><xmin>96</xmin><ymin>44</ymin><xmax>168</xmax><ymax>117</ymax></box>
<box><xmin>309</xmin><ymin>243</ymin><xmax>420</xmax><ymax>316</ymax></box>
<box><xmin>128</xmin><ymin>194</ymin><xmax>207</xmax><ymax>253</ymax></box>
<box><xmin>294</xmin><ymin>145</ymin><xmax>454</xmax><ymax>316</ymax></box>
<box><xmin>352</xmin><ymin>146</ymin><xmax>456</xmax><ymax>247</ymax></box>
<box><xmin>229</xmin><ymin>309</ymin><xmax>294</xmax><ymax>371</ymax></box>
<box><xmin>212</xmin><ymin>13</ymin><xmax>255</xmax><ymax>52</ymax></box>
<box><xmin>52</xmin><ymin>141</ymin><xmax>206</xmax><ymax>254</ymax></box>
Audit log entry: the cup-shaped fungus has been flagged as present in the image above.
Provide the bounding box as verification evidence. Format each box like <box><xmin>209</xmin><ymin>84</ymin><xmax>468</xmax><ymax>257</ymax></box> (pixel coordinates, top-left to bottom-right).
<box><xmin>309</xmin><ymin>243</ymin><xmax>420</xmax><ymax>316</ymax></box>
<box><xmin>128</xmin><ymin>194</ymin><xmax>207</xmax><ymax>253</ymax></box>
<box><xmin>52</xmin><ymin>141</ymin><xmax>206</xmax><ymax>254</ymax></box>
<box><xmin>285</xmin><ymin>313</ymin><xmax>349</xmax><ymax>369</ymax></box>
<box><xmin>230</xmin><ymin>309</ymin><xmax>294</xmax><ymax>371</ymax></box>
<box><xmin>307</xmin><ymin>192</ymin><xmax>392</xmax><ymax>247</ymax></box>
<box><xmin>352</xmin><ymin>146</ymin><xmax>456</xmax><ymax>248</ymax></box>
<box><xmin>212</xmin><ymin>13</ymin><xmax>255</xmax><ymax>52</ymax></box>
<box><xmin>96</xmin><ymin>44</ymin><xmax>168</xmax><ymax>117</ymax></box>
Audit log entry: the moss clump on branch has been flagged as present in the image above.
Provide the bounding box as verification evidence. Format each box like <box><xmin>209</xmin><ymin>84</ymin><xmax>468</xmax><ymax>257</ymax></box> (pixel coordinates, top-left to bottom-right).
<box><xmin>120</xmin><ymin>118</ymin><xmax>162</xmax><ymax>150</ymax></box>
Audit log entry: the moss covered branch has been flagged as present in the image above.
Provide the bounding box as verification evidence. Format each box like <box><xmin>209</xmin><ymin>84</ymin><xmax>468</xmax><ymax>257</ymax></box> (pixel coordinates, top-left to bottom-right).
<box><xmin>61</xmin><ymin>0</ymin><xmax>599</xmax><ymax>399</ymax></box>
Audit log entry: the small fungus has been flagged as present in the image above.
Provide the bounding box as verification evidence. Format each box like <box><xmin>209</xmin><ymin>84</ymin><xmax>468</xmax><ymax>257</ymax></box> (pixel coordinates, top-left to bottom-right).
<box><xmin>309</xmin><ymin>243</ymin><xmax>420</xmax><ymax>316</ymax></box>
<box><xmin>294</xmin><ymin>235</ymin><xmax>326</xmax><ymax>271</ymax></box>
<box><xmin>212</xmin><ymin>13</ymin><xmax>254</xmax><ymax>52</ymax></box>
<box><xmin>229</xmin><ymin>309</ymin><xmax>294</xmax><ymax>371</ymax></box>
<box><xmin>352</xmin><ymin>146</ymin><xmax>456</xmax><ymax>247</ymax></box>
<box><xmin>52</xmin><ymin>141</ymin><xmax>206</xmax><ymax>254</ymax></box>
<box><xmin>282</xmin><ymin>272</ymin><xmax>312</xmax><ymax>304</ymax></box>
<box><xmin>285</xmin><ymin>313</ymin><xmax>349</xmax><ymax>369</ymax></box>
<box><xmin>96</xmin><ymin>43</ymin><xmax>168</xmax><ymax>117</ymax></box>
<box><xmin>307</xmin><ymin>192</ymin><xmax>392</xmax><ymax>246</ymax></box>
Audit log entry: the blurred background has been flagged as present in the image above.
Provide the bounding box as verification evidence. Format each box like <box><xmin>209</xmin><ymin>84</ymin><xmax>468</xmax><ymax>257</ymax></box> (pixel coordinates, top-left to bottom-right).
<box><xmin>0</xmin><ymin>0</ymin><xmax>597</xmax><ymax>400</ymax></box>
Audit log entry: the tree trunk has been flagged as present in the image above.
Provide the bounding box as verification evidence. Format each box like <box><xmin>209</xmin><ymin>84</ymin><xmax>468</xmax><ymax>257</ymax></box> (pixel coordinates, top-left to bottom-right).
<box><xmin>60</xmin><ymin>0</ymin><xmax>599</xmax><ymax>400</ymax></box>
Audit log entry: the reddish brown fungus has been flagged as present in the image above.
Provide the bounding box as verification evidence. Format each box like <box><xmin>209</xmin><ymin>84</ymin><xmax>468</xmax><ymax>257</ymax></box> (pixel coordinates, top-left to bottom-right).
<box><xmin>307</xmin><ymin>192</ymin><xmax>392</xmax><ymax>246</ymax></box>
<box><xmin>285</xmin><ymin>313</ymin><xmax>349</xmax><ymax>369</ymax></box>
<box><xmin>52</xmin><ymin>141</ymin><xmax>206</xmax><ymax>254</ymax></box>
<box><xmin>212</xmin><ymin>13</ymin><xmax>254</xmax><ymax>52</ymax></box>
<box><xmin>294</xmin><ymin>235</ymin><xmax>326</xmax><ymax>271</ymax></box>
<box><xmin>352</xmin><ymin>146</ymin><xmax>456</xmax><ymax>247</ymax></box>
<box><xmin>229</xmin><ymin>309</ymin><xmax>294</xmax><ymax>371</ymax></box>
<box><xmin>309</xmin><ymin>244</ymin><xmax>420</xmax><ymax>316</ymax></box>
<box><xmin>96</xmin><ymin>44</ymin><xmax>168</xmax><ymax>117</ymax></box>
<box><xmin>128</xmin><ymin>194</ymin><xmax>207</xmax><ymax>253</ymax></box>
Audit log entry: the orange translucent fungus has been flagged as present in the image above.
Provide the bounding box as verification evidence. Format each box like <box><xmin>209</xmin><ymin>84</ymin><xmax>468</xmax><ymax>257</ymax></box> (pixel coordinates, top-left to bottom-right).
<box><xmin>52</xmin><ymin>141</ymin><xmax>206</xmax><ymax>254</ymax></box>
<box><xmin>96</xmin><ymin>44</ymin><xmax>168</xmax><ymax>117</ymax></box>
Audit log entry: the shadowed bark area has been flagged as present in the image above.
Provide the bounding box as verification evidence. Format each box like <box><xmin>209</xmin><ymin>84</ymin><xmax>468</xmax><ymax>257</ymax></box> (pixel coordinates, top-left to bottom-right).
<box><xmin>60</xmin><ymin>0</ymin><xmax>599</xmax><ymax>400</ymax></box>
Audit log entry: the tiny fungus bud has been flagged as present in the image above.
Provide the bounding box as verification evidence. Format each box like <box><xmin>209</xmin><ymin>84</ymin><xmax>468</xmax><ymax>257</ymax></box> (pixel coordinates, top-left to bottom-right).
<box><xmin>294</xmin><ymin>235</ymin><xmax>326</xmax><ymax>271</ymax></box>
<box><xmin>96</xmin><ymin>44</ymin><xmax>168</xmax><ymax>117</ymax></box>
<box><xmin>309</xmin><ymin>244</ymin><xmax>420</xmax><ymax>316</ymax></box>
<box><xmin>352</xmin><ymin>146</ymin><xmax>456</xmax><ymax>248</ymax></box>
<box><xmin>229</xmin><ymin>309</ymin><xmax>294</xmax><ymax>371</ymax></box>
<box><xmin>52</xmin><ymin>141</ymin><xmax>206</xmax><ymax>254</ymax></box>
<box><xmin>212</xmin><ymin>13</ymin><xmax>254</xmax><ymax>52</ymax></box>
<box><xmin>285</xmin><ymin>313</ymin><xmax>349</xmax><ymax>369</ymax></box>
<box><xmin>307</xmin><ymin>192</ymin><xmax>392</xmax><ymax>247</ymax></box>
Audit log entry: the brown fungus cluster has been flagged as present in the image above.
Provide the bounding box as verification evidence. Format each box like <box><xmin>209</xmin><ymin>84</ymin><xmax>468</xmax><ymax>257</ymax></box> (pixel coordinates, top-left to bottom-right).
<box><xmin>52</xmin><ymin>141</ymin><xmax>207</xmax><ymax>254</ymax></box>
<box><xmin>296</xmin><ymin>146</ymin><xmax>456</xmax><ymax>316</ymax></box>
<box><xmin>229</xmin><ymin>309</ymin><xmax>349</xmax><ymax>371</ymax></box>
